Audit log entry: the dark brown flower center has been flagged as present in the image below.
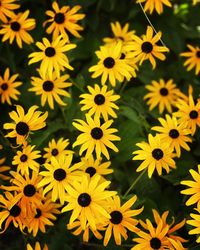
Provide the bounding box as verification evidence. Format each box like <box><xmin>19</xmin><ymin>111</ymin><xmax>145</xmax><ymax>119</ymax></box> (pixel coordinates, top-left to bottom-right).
<box><xmin>196</xmin><ymin>50</ymin><xmax>200</xmax><ymax>58</ymax></box>
<box><xmin>43</xmin><ymin>80</ymin><xmax>54</xmax><ymax>92</ymax></box>
<box><xmin>11</xmin><ymin>21</ymin><xmax>21</xmax><ymax>31</ymax></box>
<box><xmin>110</xmin><ymin>210</ymin><xmax>123</xmax><ymax>224</ymax></box>
<box><xmin>150</xmin><ymin>237</ymin><xmax>161</xmax><ymax>249</ymax></box>
<box><xmin>51</xmin><ymin>148</ymin><xmax>59</xmax><ymax>156</ymax></box>
<box><xmin>9</xmin><ymin>205</ymin><xmax>21</xmax><ymax>217</ymax></box>
<box><xmin>34</xmin><ymin>208</ymin><xmax>42</xmax><ymax>218</ymax></box>
<box><xmin>141</xmin><ymin>41</ymin><xmax>153</xmax><ymax>53</ymax></box>
<box><xmin>16</xmin><ymin>122</ymin><xmax>29</xmax><ymax>136</ymax></box>
<box><xmin>78</xmin><ymin>193</ymin><xmax>91</xmax><ymax>207</ymax></box>
<box><xmin>120</xmin><ymin>53</ymin><xmax>126</xmax><ymax>59</ymax></box>
<box><xmin>94</xmin><ymin>94</ymin><xmax>105</xmax><ymax>105</ymax></box>
<box><xmin>20</xmin><ymin>154</ymin><xmax>28</xmax><ymax>162</ymax></box>
<box><xmin>169</xmin><ymin>129</ymin><xmax>179</xmax><ymax>139</ymax></box>
<box><xmin>53</xmin><ymin>168</ymin><xmax>66</xmax><ymax>181</ymax></box>
<box><xmin>103</xmin><ymin>57</ymin><xmax>115</xmax><ymax>68</ymax></box>
<box><xmin>54</xmin><ymin>12</ymin><xmax>65</xmax><ymax>24</ymax></box>
<box><xmin>189</xmin><ymin>110</ymin><xmax>198</xmax><ymax>119</ymax></box>
<box><xmin>23</xmin><ymin>184</ymin><xmax>36</xmax><ymax>197</ymax></box>
<box><xmin>45</xmin><ymin>47</ymin><xmax>56</xmax><ymax>57</ymax></box>
<box><xmin>1</xmin><ymin>83</ymin><xmax>8</xmax><ymax>91</ymax></box>
<box><xmin>85</xmin><ymin>167</ymin><xmax>96</xmax><ymax>177</ymax></box>
<box><xmin>152</xmin><ymin>148</ymin><xmax>163</xmax><ymax>160</ymax></box>
<box><xmin>159</xmin><ymin>87</ymin><xmax>168</xmax><ymax>96</ymax></box>
<box><xmin>91</xmin><ymin>127</ymin><xmax>103</xmax><ymax>139</ymax></box>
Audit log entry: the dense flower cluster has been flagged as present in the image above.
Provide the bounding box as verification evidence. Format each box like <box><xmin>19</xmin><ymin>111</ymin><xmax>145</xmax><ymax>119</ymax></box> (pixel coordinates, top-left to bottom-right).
<box><xmin>0</xmin><ymin>0</ymin><xmax>200</xmax><ymax>249</ymax></box>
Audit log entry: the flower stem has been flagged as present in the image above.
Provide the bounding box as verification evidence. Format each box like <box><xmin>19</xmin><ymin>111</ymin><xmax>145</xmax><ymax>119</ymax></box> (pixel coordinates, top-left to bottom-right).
<box><xmin>123</xmin><ymin>169</ymin><xmax>146</xmax><ymax>199</ymax></box>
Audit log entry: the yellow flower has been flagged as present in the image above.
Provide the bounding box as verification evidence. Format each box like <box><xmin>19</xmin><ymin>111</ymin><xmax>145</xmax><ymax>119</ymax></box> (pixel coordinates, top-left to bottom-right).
<box><xmin>0</xmin><ymin>10</ymin><xmax>35</xmax><ymax>48</ymax></box>
<box><xmin>180</xmin><ymin>44</ymin><xmax>200</xmax><ymax>75</ymax></box>
<box><xmin>73</xmin><ymin>114</ymin><xmax>120</xmax><ymax>160</ymax></box>
<box><xmin>103</xmin><ymin>21</ymin><xmax>135</xmax><ymax>45</ymax></box>
<box><xmin>12</xmin><ymin>145</ymin><xmax>41</xmax><ymax>175</ymax></box>
<box><xmin>73</xmin><ymin>155</ymin><xmax>113</xmax><ymax>181</ymax></box>
<box><xmin>79</xmin><ymin>84</ymin><xmax>120</xmax><ymax>121</ymax></box>
<box><xmin>0</xmin><ymin>0</ymin><xmax>20</xmax><ymax>23</ymax></box>
<box><xmin>29</xmin><ymin>70</ymin><xmax>72</xmax><ymax>109</ymax></box>
<box><xmin>1</xmin><ymin>171</ymin><xmax>43</xmax><ymax>216</ymax></box>
<box><xmin>137</xmin><ymin>0</ymin><xmax>172</xmax><ymax>14</ymax></box>
<box><xmin>26</xmin><ymin>242</ymin><xmax>48</xmax><ymax>250</ymax></box>
<box><xmin>89</xmin><ymin>42</ymin><xmax>136</xmax><ymax>87</ymax></box>
<box><xmin>28</xmin><ymin>36</ymin><xmax>76</xmax><ymax>78</ymax></box>
<box><xmin>144</xmin><ymin>79</ymin><xmax>186</xmax><ymax>114</ymax></box>
<box><xmin>181</xmin><ymin>165</ymin><xmax>200</xmax><ymax>208</ymax></box>
<box><xmin>0</xmin><ymin>67</ymin><xmax>22</xmax><ymax>105</ymax></box>
<box><xmin>37</xmin><ymin>155</ymin><xmax>79</xmax><ymax>204</ymax></box>
<box><xmin>125</xmin><ymin>26</ymin><xmax>169</xmax><ymax>69</ymax></box>
<box><xmin>26</xmin><ymin>196</ymin><xmax>60</xmax><ymax>237</ymax></box>
<box><xmin>132</xmin><ymin>134</ymin><xmax>176</xmax><ymax>178</ymax></box>
<box><xmin>43</xmin><ymin>137</ymin><xmax>73</xmax><ymax>162</ymax></box>
<box><xmin>3</xmin><ymin>105</ymin><xmax>48</xmax><ymax>145</ymax></box>
<box><xmin>187</xmin><ymin>210</ymin><xmax>200</xmax><ymax>243</ymax></box>
<box><xmin>103</xmin><ymin>195</ymin><xmax>143</xmax><ymax>246</ymax></box>
<box><xmin>174</xmin><ymin>94</ymin><xmax>200</xmax><ymax>135</ymax></box>
<box><xmin>152</xmin><ymin>209</ymin><xmax>187</xmax><ymax>249</ymax></box>
<box><xmin>152</xmin><ymin>114</ymin><xmax>192</xmax><ymax>157</ymax></box>
<box><xmin>44</xmin><ymin>1</ymin><xmax>85</xmax><ymax>40</ymax></box>
<box><xmin>0</xmin><ymin>191</ymin><xmax>26</xmax><ymax>233</ymax></box>
<box><xmin>62</xmin><ymin>174</ymin><xmax>117</xmax><ymax>230</ymax></box>
<box><xmin>131</xmin><ymin>219</ymin><xmax>170</xmax><ymax>250</ymax></box>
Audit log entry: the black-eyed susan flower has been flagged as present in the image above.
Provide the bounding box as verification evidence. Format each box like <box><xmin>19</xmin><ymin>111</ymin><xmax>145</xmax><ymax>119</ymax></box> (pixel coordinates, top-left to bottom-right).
<box><xmin>174</xmin><ymin>94</ymin><xmax>200</xmax><ymax>135</ymax></box>
<box><xmin>0</xmin><ymin>0</ymin><xmax>20</xmax><ymax>23</ymax></box>
<box><xmin>132</xmin><ymin>134</ymin><xmax>176</xmax><ymax>178</ymax></box>
<box><xmin>144</xmin><ymin>79</ymin><xmax>186</xmax><ymax>114</ymax></box>
<box><xmin>62</xmin><ymin>174</ymin><xmax>117</xmax><ymax>230</ymax></box>
<box><xmin>44</xmin><ymin>1</ymin><xmax>85</xmax><ymax>40</ymax></box>
<box><xmin>74</xmin><ymin>155</ymin><xmax>113</xmax><ymax>180</ymax></box>
<box><xmin>103</xmin><ymin>21</ymin><xmax>135</xmax><ymax>45</ymax></box>
<box><xmin>12</xmin><ymin>145</ymin><xmax>41</xmax><ymax>175</ymax></box>
<box><xmin>180</xmin><ymin>44</ymin><xmax>200</xmax><ymax>75</ymax></box>
<box><xmin>137</xmin><ymin>0</ymin><xmax>172</xmax><ymax>14</ymax></box>
<box><xmin>89</xmin><ymin>42</ymin><xmax>136</xmax><ymax>87</ymax></box>
<box><xmin>29</xmin><ymin>70</ymin><xmax>72</xmax><ymax>109</ymax></box>
<box><xmin>131</xmin><ymin>219</ymin><xmax>170</xmax><ymax>250</ymax></box>
<box><xmin>187</xmin><ymin>210</ymin><xmax>200</xmax><ymax>243</ymax></box>
<box><xmin>43</xmin><ymin>137</ymin><xmax>73</xmax><ymax>162</ymax></box>
<box><xmin>181</xmin><ymin>165</ymin><xmax>200</xmax><ymax>208</ymax></box>
<box><xmin>67</xmin><ymin>220</ymin><xmax>104</xmax><ymax>243</ymax></box>
<box><xmin>0</xmin><ymin>191</ymin><xmax>26</xmax><ymax>233</ymax></box>
<box><xmin>103</xmin><ymin>195</ymin><xmax>143</xmax><ymax>246</ymax></box>
<box><xmin>73</xmin><ymin>115</ymin><xmax>120</xmax><ymax>160</ymax></box>
<box><xmin>125</xmin><ymin>26</ymin><xmax>169</xmax><ymax>69</ymax></box>
<box><xmin>152</xmin><ymin>114</ymin><xmax>192</xmax><ymax>157</ymax></box>
<box><xmin>3</xmin><ymin>105</ymin><xmax>48</xmax><ymax>145</ymax></box>
<box><xmin>1</xmin><ymin>171</ymin><xmax>43</xmax><ymax>214</ymax></box>
<box><xmin>0</xmin><ymin>68</ymin><xmax>22</xmax><ymax>105</ymax></box>
<box><xmin>27</xmin><ymin>242</ymin><xmax>48</xmax><ymax>250</ymax></box>
<box><xmin>152</xmin><ymin>209</ymin><xmax>187</xmax><ymax>249</ymax></box>
<box><xmin>79</xmin><ymin>84</ymin><xmax>120</xmax><ymax>121</ymax></box>
<box><xmin>28</xmin><ymin>36</ymin><xmax>76</xmax><ymax>78</ymax></box>
<box><xmin>37</xmin><ymin>155</ymin><xmax>79</xmax><ymax>205</ymax></box>
<box><xmin>0</xmin><ymin>10</ymin><xmax>36</xmax><ymax>48</ymax></box>
<box><xmin>26</xmin><ymin>196</ymin><xmax>60</xmax><ymax>237</ymax></box>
